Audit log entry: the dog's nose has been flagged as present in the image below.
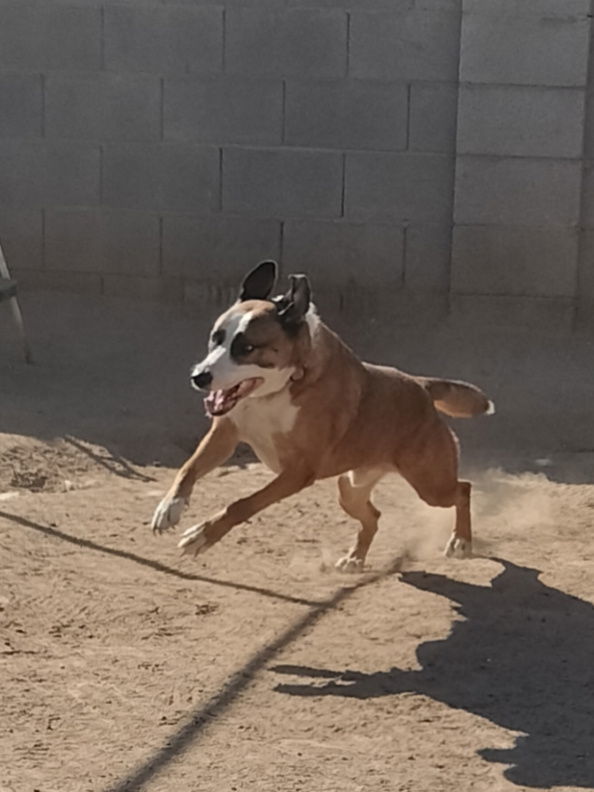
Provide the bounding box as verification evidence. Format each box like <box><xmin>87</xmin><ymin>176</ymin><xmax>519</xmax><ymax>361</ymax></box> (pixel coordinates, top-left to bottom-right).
<box><xmin>191</xmin><ymin>370</ymin><xmax>213</xmax><ymax>390</ymax></box>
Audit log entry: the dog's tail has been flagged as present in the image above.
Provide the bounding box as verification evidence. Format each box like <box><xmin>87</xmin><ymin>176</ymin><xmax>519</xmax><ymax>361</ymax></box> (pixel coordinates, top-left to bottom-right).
<box><xmin>419</xmin><ymin>377</ymin><xmax>495</xmax><ymax>419</ymax></box>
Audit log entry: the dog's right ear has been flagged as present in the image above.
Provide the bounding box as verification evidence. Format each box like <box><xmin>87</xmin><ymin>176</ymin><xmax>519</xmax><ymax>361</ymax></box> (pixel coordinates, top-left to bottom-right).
<box><xmin>238</xmin><ymin>260</ymin><xmax>278</xmax><ymax>301</ymax></box>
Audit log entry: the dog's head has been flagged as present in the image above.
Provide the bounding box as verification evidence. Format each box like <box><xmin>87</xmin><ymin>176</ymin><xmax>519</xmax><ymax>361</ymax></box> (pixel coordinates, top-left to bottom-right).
<box><xmin>191</xmin><ymin>261</ymin><xmax>314</xmax><ymax>417</ymax></box>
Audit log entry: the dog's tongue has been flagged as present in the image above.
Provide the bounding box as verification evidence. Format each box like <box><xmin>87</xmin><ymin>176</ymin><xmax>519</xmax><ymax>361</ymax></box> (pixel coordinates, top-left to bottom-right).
<box><xmin>204</xmin><ymin>389</ymin><xmax>232</xmax><ymax>415</ymax></box>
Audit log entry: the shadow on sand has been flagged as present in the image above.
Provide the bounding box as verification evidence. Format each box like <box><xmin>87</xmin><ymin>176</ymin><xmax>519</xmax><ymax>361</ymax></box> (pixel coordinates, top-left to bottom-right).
<box><xmin>272</xmin><ymin>559</ymin><xmax>594</xmax><ymax>789</ymax></box>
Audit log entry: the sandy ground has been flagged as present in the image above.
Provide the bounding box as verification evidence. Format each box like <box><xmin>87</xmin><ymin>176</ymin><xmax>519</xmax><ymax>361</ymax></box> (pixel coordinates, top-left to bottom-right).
<box><xmin>2</xmin><ymin>291</ymin><xmax>594</xmax><ymax>792</ymax></box>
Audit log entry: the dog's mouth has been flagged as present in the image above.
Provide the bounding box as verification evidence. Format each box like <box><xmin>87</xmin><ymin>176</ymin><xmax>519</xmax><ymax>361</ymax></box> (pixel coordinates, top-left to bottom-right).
<box><xmin>204</xmin><ymin>377</ymin><xmax>263</xmax><ymax>417</ymax></box>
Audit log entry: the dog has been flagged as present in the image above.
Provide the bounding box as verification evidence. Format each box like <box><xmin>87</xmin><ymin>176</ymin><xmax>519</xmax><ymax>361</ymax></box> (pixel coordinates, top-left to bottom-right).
<box><xmin>151</xmin><ymin>260</ymin><xmax>494</xmax><ymax>569</ymax></box>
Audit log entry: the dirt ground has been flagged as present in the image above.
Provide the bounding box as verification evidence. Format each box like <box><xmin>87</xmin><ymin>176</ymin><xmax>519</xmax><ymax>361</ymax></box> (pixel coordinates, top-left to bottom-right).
<box><xmin>2</xmin><ymin>292</ymin><xmax>594</xmax><ymax>792</ymax></box>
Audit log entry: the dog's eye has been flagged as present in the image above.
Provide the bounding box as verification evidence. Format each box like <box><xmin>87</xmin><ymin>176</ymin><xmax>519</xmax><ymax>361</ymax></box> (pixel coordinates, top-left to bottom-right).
<box><xmin>230</xmin><ymin>332</ymin><xmax>257</xmax><ymax>359</ymax></box>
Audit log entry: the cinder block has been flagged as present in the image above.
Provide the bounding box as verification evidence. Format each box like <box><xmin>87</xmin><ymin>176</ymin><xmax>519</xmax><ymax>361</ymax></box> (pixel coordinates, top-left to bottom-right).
<box><xmin>103</xmin><ymin>274</ymin><xmax>184</xmax><ymax>303</ymax></box>
<box><xmin>223</xmin><ymin>148</ymin><xmax>343</xmax><ymax>218</ymax></box>
<box><xmin>349</xmin><ymin>8</ymin><xmax>460</xmax><ymax>81</ymax></box>
<box><xmin>0</xmin><ymin>4</ymin><xmax>101</xmax><ymax>71</ymax></box>
<box><xmin>576</xmin><ymin>235</ymin><xmax>594</xmax><ymax>322</ymax></box>
<box><xmin>10</xmin><ymin>269</ymin><xmax>103</xmax><ymax>296</ymax></box>
<box><xmin>104</xmin><ymin>5</ymin><xmax>223</xmax><ymax>74</ymax></box>
<box><xmin>584</xmin><ymin>85</ymin><xmax>594</xmax><ymax>159</ymax></box>
<box><xmin>45</xmin><ymin>209</ymin><xmax>161</xmax><ymax>276</ymax></box>
<box><xmin>452</xmin><ymin>225</ymin><xmax>579</xmax><ymax>297</ymax></box>
<box><xmin>416</xmin><ymin>0</ymin><xmax>461</xmax><ymax>7</ymax></box>
<box><xmin>404</xmin><ymin>225</ymin><xmax>451</xmax><ymax>291</ymax></box>
<box><xmin>345</xmin><ymin>152</ymin><xmax>454</xmax><ymax>223</ymax></box>
<box><xmin>0</xmin><ymin>141</ymin><xmax>100</xmax><ymax>208</ymax></box>
<box><xmin>285</xmin><ymin>80</ymin><xmax>407</xmax><ymax>151</ymax></box>
<box><xmin>579</xmin><ymin>164</ymin><xmax>594</xmax><ymax>227</ymax></box>
<box><xmin>310</xmin><ymin>289</ymin><xmax>448</xmax><ymax>332</ymax></box>
<box><xmin>0</xmin><ymin>74</ymin><xmax>42</xmax><ymax>138</ymax></box>
<box><xmin>288</xmin><ymin>0</ymin><xmax>412</xmax><ymax>5</ymax></box>
<box><xmin>286</xmin><ymin>0</ymin><xmax>461</xmax><ymax>10</ymax></box>
<box><xmin>576</xmin><ymin>301</ymin><xmax>594</xmax><ymax>331</ymax></box>
<box><xmin>464</xmin><ymin>0</ymin><xmax>589</xmax><ymax>19</ymax></box>
<box><xmin>183</xmin><ymin>279</ymin><xmax>215</xmax><ymax>309</ymax></box>
<box><xmin>164</xmin><ymin>77</ymin><xmax>282</xmax><ymax>145</ymax></box>
<box><xmin>163</xmin><ymin>215</ymin><xmax>280</xmax><ymax>279</ymax></box>
<box><xmin>457</xmin><ymin>85</ymin><xmax>585</xmax><ymax>158</ymax></box>
<box><xmin>102</xmin><ymin>144</ymin><xmax>219</xmax><ymax>211</ymax></box>
<box><xmin>454</xmin><ymin>156</ymin><xmax>582</xmax><ymax>226</ymax></box>
<box><xmin>288</xmin><ymin>0</ymin><xmax>462</xmax><ymax>6</ymax></box>
<box><xmin>164</xmin><ymin>0</ymin><xmax>400</xmax><ymax>5</ymax></box>
<box><xmin>183</xmin><ymin>278</ymin><xmax>255</xmax><ymax>313</ymax></box>
<box><xmin>163</xmin><ymin>0</ymin><xmax>284</xmax><ymax>5</ymax></box>
<box><xmin>449</xmin><ymin>294</ymin><xmax>574</xmax><ymax>333</ymax></box>
<box><xmin>409</xmin><ymin>84</ymin><xmax>458</xmax><ymax>153</ymax></box>
<box><xmin>283</xmin><ymin>220</ymin><xmax>403</xmax><ymax>287</ymax></box>
<box><xmin>225</xmin><ymin>8</ymin><xmax>347</xmax><ymax>78</ymax></box>
<box><xmin>0</xmin><ymin>209</ymin><xmax>43</xmax><ymax>270</ymax></box>
<box><xmin>46</xmin><ymin>74</ymin><xmax>160</xmax><ymax>142</ymax></box>
<box><xmin>286</xmin><ymin>0</ymin><xmax>410</xmax><ymax>4</ymax></box>
<box><xmin>460</xmin><ymin>1</ymin><xmax>590</xmax><ymax>86</ymax></box>
<box><xmin>577</xmin><ymin>229</ymin><xmax>594</xmax><ymax>303</ymax></box>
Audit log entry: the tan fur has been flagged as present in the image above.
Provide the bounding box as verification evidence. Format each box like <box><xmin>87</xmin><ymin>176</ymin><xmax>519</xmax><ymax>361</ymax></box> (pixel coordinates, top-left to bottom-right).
<box><xmin>418</xmin><ymin>377</ymin><xmax>491</xmax><ymax>418</ymax></box>
<box><xmin>153</xmin><ymin>304</ymin><xmax>491</xmax><ymax>565</ymax></box>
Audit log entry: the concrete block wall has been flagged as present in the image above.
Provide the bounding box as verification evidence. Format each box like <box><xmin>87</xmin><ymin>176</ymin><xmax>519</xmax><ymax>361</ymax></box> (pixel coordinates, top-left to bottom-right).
<box><xmin>0</xmin><ymin>0</ymin><xmax>460</xmax><ymax>310</ymax></box>
<box><xmin>579</xmin><ymin>4</ymin><xmax>594</xmax><ymax>324</ymax></box>
<box><xmin>0</xmin><ymin>0</ymin><xmax>593</xmax><ymax>330</ymax></box>
<box><xmin>452</xmin><ymin>0</ymin><xmax>591</xmax><ymax>330</ymax></box>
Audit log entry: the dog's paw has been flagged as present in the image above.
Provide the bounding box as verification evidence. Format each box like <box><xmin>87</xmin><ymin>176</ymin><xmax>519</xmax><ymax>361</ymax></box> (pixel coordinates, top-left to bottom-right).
<box><xmin>178</xmin><ymin>523</ymin><xmax>212</xmax><ymax>557</ymax></box>
<box><xmin>151</xmin><ymin>495</ymin><xmax>188</xmax><ymax>534</ymax></box>
<box><xmin>335</xmin><ymin>554</ymin><xmax>365</xmax><ymax>574</ymax></box>
<box><xmin>444</xmin><ymin>535</ymin><xmax>472</xmax><ymax>559</ymax></box>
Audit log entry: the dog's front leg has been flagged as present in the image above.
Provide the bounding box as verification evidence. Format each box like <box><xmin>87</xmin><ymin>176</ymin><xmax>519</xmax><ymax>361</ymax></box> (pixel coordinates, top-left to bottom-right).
<box><xmin>151</xmin><ymin>418</ymin><xmax>238</xmax><ymax>534</ymax></box>
<box><xmin>178</xmin><ymin>465</ymin><xmax>315</xmax><ymax>556</ymax></box>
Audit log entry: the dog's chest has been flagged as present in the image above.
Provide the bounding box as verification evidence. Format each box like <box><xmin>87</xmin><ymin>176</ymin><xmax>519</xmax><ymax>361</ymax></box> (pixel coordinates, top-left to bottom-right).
<box><xmin>231</xmin><ymin>389</ymin><xmax>299</xmax><ymax>473</ymax></box>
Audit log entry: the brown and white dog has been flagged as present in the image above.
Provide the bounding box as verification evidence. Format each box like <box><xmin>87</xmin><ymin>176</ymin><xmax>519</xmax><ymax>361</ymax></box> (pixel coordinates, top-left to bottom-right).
<box><xmin>151</xmin><ymin>261</ymin><xmax>494</xmax><ymax>569</ymax></box>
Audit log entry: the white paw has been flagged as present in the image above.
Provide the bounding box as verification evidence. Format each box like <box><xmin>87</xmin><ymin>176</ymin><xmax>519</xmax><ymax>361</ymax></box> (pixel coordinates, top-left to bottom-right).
<box><xmin>335</xmin><ymin>554</ymin><xmax>365</xmax><ymax>573</ymax></box>
<box><xmin>178</xmin><ymin>523</ymin><xmax>210</xmax><ymax>556</ymax></box>
<box><xmin>444</xmin><ymin>535</ymin><xmax>472</xmax><ymax>559</ymax></box>
<box><xmin>151</xmin><ymin>495</ymin><xmax>188</xmax><ymax>534</ymax></box>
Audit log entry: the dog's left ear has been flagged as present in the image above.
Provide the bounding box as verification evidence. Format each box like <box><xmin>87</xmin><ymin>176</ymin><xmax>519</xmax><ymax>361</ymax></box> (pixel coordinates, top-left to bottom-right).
<box><xmin>239</xmin><ymin>260</ymin><xmax>277</xmax><ymax>301</ymax></box>
<box><xmin>276</xmin><ymin>274</ymin><xmax>311</xmax><ymax>326</ymax></box>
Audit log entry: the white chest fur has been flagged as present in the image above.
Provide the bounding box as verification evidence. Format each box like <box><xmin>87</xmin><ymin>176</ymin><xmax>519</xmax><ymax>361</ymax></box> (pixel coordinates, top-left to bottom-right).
<box><xmin>230</xmin><ymin>387</ymin><xmax>299</xmax><ymax>473</ymax></box>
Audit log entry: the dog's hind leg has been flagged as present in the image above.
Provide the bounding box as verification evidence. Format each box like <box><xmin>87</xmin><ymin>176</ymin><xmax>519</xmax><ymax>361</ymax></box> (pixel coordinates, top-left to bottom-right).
<box><xmin>397</xmin><ymin>420</ymin><xmax>473</xmax><ymax>559</ymax></box>
<box><xmin>403</xmin><ymin>475</ymin><xmax>473</xmax><ymax>559</ymax></box>
<box><xmin>335</xmin><ymin>468</ymin><xmax>384</xmax><ymax>573</ymax></box>
<box><xmin>444</xmin><ymin>480</ymin><xmax>472</xmax><ymax>558</ymax></box>
<box><xmin>151</xmin><ymin>418</ymin><xmax>238</xmax><ymax>534</ymax></box>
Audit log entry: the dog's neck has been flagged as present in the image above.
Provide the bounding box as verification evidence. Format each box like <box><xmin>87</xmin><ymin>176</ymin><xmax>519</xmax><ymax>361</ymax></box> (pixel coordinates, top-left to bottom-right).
<box><xmin>289</xmin><ymin>309</ymin><xmax>364</xmax><ymax>394</ymax></box>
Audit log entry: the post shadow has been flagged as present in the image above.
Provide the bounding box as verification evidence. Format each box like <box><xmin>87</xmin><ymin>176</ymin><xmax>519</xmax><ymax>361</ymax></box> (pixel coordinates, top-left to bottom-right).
<box><xmin>272</xmin><ymin>559</ymin><xmax>594</xmax><ymax>788</ymax></box>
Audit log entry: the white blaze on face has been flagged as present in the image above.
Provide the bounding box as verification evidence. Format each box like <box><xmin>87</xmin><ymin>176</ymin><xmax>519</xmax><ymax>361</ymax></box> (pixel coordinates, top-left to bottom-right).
<box><xmin>192</xmin><ymin>309</ymin><xmax>251</xmax><ymax>392</ymax></box>
<box><xmin>191</xmin><ymin>307</ymin><xmax>294</xmax><ymax>399</ymax></box>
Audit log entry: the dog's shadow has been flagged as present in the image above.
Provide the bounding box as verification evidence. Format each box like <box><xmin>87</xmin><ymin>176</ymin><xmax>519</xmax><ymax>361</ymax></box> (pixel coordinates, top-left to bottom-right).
<box><xmin>272</xmin><ymin>559</ymin><xmax>594</xmax><ymax>789</ymax></box>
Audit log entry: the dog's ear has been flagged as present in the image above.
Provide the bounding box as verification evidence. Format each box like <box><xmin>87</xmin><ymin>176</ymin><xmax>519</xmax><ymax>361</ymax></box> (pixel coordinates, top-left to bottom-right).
<box><xmin>276</xmin><ymin>274</ymin><xmax>311</xmax><ymax>327</ymax></box>
<box><xmin>238</xmin><ymin>260</ymin><xmax>277</xmax><ymax>301</ymax></box>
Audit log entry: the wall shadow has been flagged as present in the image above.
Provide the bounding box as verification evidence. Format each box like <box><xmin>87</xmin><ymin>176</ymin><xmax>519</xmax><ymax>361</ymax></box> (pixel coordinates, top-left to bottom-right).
<box><xmin>2</xmin><ymin>292</ymin><xmax>594</xmax><ymax>483</ymax></box>
<box><xmin>272</xmin><ymin>559</ymin><xmax>594</xmax><ymax>789</ymax></box>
